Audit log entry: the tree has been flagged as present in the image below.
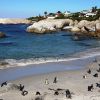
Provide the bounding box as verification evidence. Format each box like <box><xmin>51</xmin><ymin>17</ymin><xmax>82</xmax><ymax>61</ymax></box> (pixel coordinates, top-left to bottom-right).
<box><xmin>57</xmin><ymin>11</ymin><xmax>61</xmax><ymax>14</ymax></box>
<box><xmin>92</xmin><ymin>6</ymin><xmax>97</xmax><ymax>12</ymax></box>
<box><xmin>94</xmin><ymin>6</ymin><xmax>97</xmax><ymax>10</ymax></box>
<box><xmin>97</xmin><ymin>9</ymin><xmax>100</xmax><ymax>15</ymax></box>
<box><xmin>48</xmin><ymin>13</ymin><xmax>55</xmax><ymax>16</ymax></box>
<box><xmin>44</xmin><ymin>11</ymin><xmax>47</xmax><ymax>18</ymax></box>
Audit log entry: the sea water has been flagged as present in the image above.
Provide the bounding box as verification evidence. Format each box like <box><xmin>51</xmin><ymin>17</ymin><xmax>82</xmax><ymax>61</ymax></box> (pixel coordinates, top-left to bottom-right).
<box><xmin>0</xmin><ymin>24</ymin><xmax>100</xmax><ymax>82</ymax></box>
<box><xmin>0</xmin><ymin>24</ymin><xmax>100</xmax><ymax>67</ymax></box>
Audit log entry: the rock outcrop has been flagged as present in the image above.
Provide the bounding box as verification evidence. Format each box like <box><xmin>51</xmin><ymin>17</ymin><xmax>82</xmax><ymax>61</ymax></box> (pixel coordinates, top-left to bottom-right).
<box><xmin>74</xmin><ymin>20</ymin><xmax>79</xmax><ymax>26</ymax></box>
<box><xmin>27</xmin><ymin>18</ymin><xmax>100</xmax><ymax>38</ymax></box>
<box><xmin>96</xmin><ymin>23</ymin><xmax>100</xmax><ymax>32</ymax></box>
<box><xmin>77</xmin><ymin>20</ymin><xmax>89</xmax><ymax>28</ymax></box>
<box><xmin>27</xmin><ymin>19</ymin><xmax>74</xmax><ymax>33</ymax></box>
<box><xmin>71</xmin><ymin>27</ymin><xmax>80</xmax><ymax>32</ymax></box>
<box><xmin>74</xmin><ymin>20</ymin><xmax>100</xmax><ymax>38</ymax></box>
<box><xmin>0</xmin><ymin>32</ymin><xmax>6</xmax><ymax>38</ymax></box>
<box><xmin>0</xmin><ymin>18</ymin><xmax>31</xmax><ymax>24</ymax></box>
<box><xmin>81</xmin><ymin>27</ymin><xmax>88</xmax><ymax>33</ymax></box>
<box><xmin>63</xmin><ymin>26</ymin><xmax>73</xmax><ymax>31</ymax></box>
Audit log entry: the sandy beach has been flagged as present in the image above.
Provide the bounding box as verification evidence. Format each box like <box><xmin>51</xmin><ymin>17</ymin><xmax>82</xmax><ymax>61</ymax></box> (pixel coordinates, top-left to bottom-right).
<box><xmin>0</xmin><ymin>58</ymin><xmax>100</xmax><ymax>100</ymax></box>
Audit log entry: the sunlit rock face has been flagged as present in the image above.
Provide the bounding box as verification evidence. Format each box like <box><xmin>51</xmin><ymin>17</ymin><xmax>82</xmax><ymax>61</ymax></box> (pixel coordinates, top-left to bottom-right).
<box><xmin>27</xmin><ymin>18</ymin><xmax>100</xmax><ymax>38</ymax></box>
<box><xmin>96</xmin><ymin>23</ymin><xmax>100</xmax><ymax>31</ymax></box>
<box><xmin>27</xmin><ymin>19</ymin><xmax>74</xmax><ymax>33</ymax></box>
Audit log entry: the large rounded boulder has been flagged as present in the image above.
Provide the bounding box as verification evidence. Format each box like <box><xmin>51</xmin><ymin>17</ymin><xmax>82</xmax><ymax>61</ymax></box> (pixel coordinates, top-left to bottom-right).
<box><xmin>71</xmin><ymin>27</ymin><xmax>80</xmax><ymax>32</ymax></box>
<box><xmin>26</xmin><ymin>19</ymin><xmax>74</xmax><ymax>33</ymax></box>
<box><xmin>96</xmin><ymin>23</ymin><xmax>100</xmax><ymax>32</ymax></box>
<box><xmin>77</xmin><ymin>20</ymin><xmax>95</xmax><ymax>29</ymax></box>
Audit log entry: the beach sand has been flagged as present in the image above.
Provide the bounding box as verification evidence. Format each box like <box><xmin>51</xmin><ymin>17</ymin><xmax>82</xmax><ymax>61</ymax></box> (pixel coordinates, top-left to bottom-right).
<box><xmin>0</xmin><ymin>61</ymin><xmax>100</xmax><ymax>100</ymax></box>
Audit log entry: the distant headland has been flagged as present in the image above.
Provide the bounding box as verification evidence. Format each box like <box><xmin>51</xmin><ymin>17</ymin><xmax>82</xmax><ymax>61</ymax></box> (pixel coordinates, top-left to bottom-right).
<box><xmin>0</xmin><ymin>18</ymin><xmax>31</xmax><ymax>24</ymax></box>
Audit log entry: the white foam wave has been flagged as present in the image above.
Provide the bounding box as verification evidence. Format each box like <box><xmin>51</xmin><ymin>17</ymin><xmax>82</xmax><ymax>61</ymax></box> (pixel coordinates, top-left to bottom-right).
<box><xmin>1</xmin><ymin>47</ymin><xmax>100</xmax><ymax>69</ymax></box>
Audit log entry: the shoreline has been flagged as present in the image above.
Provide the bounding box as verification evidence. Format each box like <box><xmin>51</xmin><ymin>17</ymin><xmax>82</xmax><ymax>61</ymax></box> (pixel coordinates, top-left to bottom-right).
<box><xmin>0</xmin><ymin>47</ymin><xmax>100</xmax><ymax>84</ymax></box>
<box><xmin>0</xmin><ymin>51</ymin><xmax>99</xmax><ymax>83</ymax></box>
<box><xmin>0</xmin><ymin>58</ymin><xmax>87</xmax><ymax>83</ymax></box>
<box><xmin>0</xmin><ymin>47</ymin><xmax>100</xmax><ymax>70</ymax></box>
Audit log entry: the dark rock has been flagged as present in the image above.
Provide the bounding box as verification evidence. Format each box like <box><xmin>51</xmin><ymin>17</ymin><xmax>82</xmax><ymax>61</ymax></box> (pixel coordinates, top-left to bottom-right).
<box><xmin>0</xmin><ymin>61</ymin><xmax>9</xmax><ymax>66</ymax></box>
<box><xmin>0</xmin><ymin>32</ymin><xmax>6</xmax><ymax>38</ymax></box>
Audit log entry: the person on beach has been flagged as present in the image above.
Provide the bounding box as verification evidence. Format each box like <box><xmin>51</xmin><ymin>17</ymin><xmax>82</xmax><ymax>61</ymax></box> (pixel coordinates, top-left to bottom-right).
<box><xmin>45</xmin><ymin>79</ymin><xmax>49</xmax><ymax>85</ymax></box>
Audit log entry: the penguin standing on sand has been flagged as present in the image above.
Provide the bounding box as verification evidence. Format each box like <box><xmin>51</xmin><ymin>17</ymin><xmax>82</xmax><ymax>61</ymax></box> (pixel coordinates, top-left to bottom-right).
<box><xmin>53</xmin><ymin>77</ymin><xmax>57</xmax><ymax>83</ymax></box>
<box><xmin>45</xmin><ymin>79</ymin><xmax>49</xmax><ymax>85</ymax></box>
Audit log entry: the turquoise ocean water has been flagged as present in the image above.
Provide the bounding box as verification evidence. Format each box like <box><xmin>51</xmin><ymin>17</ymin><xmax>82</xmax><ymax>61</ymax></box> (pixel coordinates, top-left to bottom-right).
<box><xmin>0</xmin><ymin>24</ymin><xmax>100</xmax><ymax>66</ymax></box>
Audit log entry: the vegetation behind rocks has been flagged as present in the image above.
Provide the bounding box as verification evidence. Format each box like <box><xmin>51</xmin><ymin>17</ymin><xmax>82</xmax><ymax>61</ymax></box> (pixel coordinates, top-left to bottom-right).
<box><xmin>27</xmin><ymin>7</ymin><xmax>100</xmax><ymax>22</ymax></box>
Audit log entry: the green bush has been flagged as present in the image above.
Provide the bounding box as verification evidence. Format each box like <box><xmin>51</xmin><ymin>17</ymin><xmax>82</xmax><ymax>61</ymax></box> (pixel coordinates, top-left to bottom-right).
<box><xmin>27</xmin><ymin>16</ymin><xmax>45</xmax><ymax>21</ymax></box>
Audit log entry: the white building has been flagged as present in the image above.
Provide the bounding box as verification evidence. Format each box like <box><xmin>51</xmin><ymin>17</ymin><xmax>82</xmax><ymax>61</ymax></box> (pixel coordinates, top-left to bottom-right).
<box><xmin>64</xmin><ymin>11</ymin><xmax>71</xmax><ymax>17</ymax></box>
<box><xmin>85</xmin><ymin>13</ymin><xmax>96</xmax><ymax>17</ymax></box>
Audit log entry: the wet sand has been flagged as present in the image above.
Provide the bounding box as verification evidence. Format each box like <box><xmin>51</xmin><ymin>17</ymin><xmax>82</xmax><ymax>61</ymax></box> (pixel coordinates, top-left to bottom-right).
<box><xmin>0</xmin><ymin>56</ymin><xmax>95</xmax><ymax>83</ymax></box>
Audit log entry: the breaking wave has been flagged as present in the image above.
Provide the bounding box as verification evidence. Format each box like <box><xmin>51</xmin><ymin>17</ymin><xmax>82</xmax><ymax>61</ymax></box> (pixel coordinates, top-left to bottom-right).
<box><xmin>0</xmin><ymin>47</ymin><xmax>100</xmax><ymax>69</ymax></box>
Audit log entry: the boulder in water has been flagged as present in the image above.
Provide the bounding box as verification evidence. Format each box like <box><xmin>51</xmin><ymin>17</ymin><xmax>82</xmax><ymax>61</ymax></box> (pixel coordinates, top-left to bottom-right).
<box><xmin>0</xmin><ymin>32</ymin><xmax>6</xmax><ymax>38</ymax></box>
<box><xmin>0</xmin><ymin>61</ymin><xmax>9</xmax><ymax>66</ymax></box>
<box><xmin>71</xmin><ymin>27</ymin><xmax>80</xmax><ymax>32</ymax></box>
